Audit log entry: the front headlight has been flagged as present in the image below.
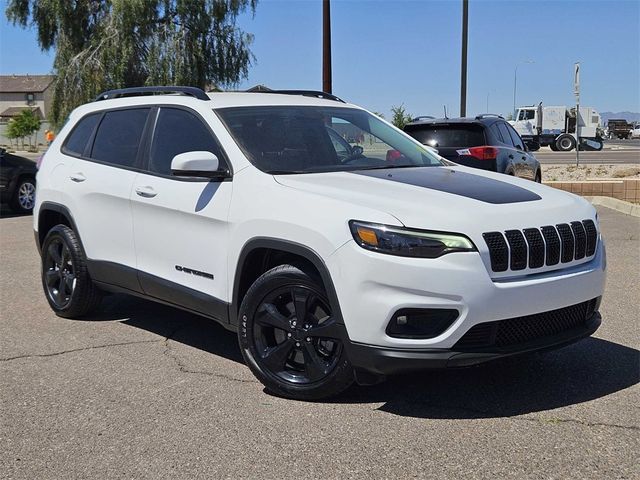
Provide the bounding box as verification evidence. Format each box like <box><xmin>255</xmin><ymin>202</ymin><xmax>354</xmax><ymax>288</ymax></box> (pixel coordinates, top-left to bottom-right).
<box><xmin>349</xmin><ymin>220</ymin><xmax>476</xmax><ymax>258</ymax></box>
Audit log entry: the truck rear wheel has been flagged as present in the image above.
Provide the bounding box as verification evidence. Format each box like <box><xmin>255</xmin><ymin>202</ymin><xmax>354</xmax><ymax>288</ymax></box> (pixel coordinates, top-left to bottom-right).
<box><xmin>549</xmin><ymin>142</ymin><xmax>558</xmax><ymax>151</ymax></box>
<box><xmin>555</xmin><ymin>134</ymin><xmax>575</xmax><ymax>152</ymax></box>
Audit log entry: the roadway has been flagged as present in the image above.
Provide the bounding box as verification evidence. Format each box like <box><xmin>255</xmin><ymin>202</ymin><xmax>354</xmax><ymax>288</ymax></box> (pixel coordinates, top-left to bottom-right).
<box><xmin>1</xmin><ymin>207</ymin><xmax>638</xmax><ymax>479</ymax></box>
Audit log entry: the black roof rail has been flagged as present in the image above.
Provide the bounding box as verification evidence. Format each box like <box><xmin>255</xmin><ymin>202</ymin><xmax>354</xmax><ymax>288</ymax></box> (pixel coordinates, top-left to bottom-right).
<box><xmin>412</xmin><ymin>116</ymin><xmax>435</xmax><ymax>121</ymax></box>
<box><xmin>245</xmin><ymin>85</ymin><xmax>345</xmax><ymax>103</ymax></box>
<box><xmin>475</xmin><ymin>113</ymin><xmax>504</xmax><ymax>120</ymax></box>
<box><xmin>94</xmin><ymin>86</ymin><xmax>209</xmax><ymax>102</ymax></box>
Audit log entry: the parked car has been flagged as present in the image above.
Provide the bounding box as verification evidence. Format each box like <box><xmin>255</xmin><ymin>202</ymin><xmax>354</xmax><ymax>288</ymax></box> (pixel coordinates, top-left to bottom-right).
<box><xmin>404</xmin><ymin>115</ymin><xmax>542</xmax><ymax>182</ymax></box>
<box><xmin>34</xmin><ymin>87</ymin><xmax>605</xmax><ymax>400</ymax></box>
<box><xmin>0</xmin><ymin>147</ymin><xmax>37</xmax><ymax>213</ymax></box>
<box><xmin>629</xmin><ymin>123</ymin><xmax>640</xmax><ymax>139</ymax></box>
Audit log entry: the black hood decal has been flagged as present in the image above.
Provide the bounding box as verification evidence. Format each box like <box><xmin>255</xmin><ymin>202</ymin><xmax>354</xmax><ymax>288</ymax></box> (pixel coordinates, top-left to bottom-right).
<box><xmin>354</xmin><ymin>167</ymin><xmax>541</xmax><ymax>204</ymax></box>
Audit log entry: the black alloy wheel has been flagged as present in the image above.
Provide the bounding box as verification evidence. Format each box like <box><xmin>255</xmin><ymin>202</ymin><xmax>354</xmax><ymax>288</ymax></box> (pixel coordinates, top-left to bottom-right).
<box><xmin>43</xmin><ymin>237</ymin><xmax>76</xmax><ymax>309</ymax></box>
<box><xmin>253</xmin><ymin>285</ymin><xmax>342</xmax><ymax>384</ymax></box>
<box><xmin>238</xmin><ymin>265</ymin><xmax>354</xmax><ymax>400</ymax></box>
<box><xmin>40</xmin><ymin>225</ymin><xmax>102</xmax><ymax>318</ymax></box>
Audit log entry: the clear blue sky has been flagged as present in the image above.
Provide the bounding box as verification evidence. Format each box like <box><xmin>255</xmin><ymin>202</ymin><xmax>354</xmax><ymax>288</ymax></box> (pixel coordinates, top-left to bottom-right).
<box><xmin>1</xmin><ymin>0</ymin><xmax>638</xmax><ymax>117</ymax></box>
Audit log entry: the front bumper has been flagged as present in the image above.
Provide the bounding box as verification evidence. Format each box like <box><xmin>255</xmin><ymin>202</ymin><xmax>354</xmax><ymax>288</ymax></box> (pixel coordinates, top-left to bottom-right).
<box><xmin>345</xmin><ymin>310</ymin><xmax>601</xmax><ymax>377</ymax></box>
<box><xmin>329</xmin><ymin>237</ymin><xmax>606</xmax><ymax>349</ymax></box>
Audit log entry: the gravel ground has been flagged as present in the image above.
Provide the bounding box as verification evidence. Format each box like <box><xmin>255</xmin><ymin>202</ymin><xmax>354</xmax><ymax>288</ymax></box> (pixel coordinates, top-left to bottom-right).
<box><xmin>543</xmin><ymin>164</ymin><xmax>640</xmax><ymax>182</ymax></box>
<box><xmin>1</xmin><ymin>208</ymin><xmax>638</xmax><ymax>480</ymax></box>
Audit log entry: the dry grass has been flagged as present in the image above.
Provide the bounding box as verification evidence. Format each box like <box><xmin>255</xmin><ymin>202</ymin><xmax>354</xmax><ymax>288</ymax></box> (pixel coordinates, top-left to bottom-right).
<box><xmin>612</xmin><ymin>166</ymin><xmax>640</xmax><ymax>178</ymax></box>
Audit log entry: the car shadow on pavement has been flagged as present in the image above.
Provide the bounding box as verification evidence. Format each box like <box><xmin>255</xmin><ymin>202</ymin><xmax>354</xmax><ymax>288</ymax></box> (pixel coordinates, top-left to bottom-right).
<box><xmin>90</xmin><ymin>294</ymin><xmax>638</xmax><ymax>417</ymax></box>
<box><xmin>335</xmin><ymin>338</ymin><xmax>640</xmax><ymax>418</ymax></box>
<box><xmin>92</xmin><ymin>293</ymin><xmax>244</xmax><ymax>364</ymax></box>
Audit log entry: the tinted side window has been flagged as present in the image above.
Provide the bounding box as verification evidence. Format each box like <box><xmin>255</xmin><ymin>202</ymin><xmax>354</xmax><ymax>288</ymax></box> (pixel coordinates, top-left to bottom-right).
<box><xmin>497</xmin><ymin>123</ymin><xmax>514</xmax><ymax>147</ymax></box>
<box><xmin>149</xmin><ymin>108</ymin><xmax>221</xmax><ymax>175</ymax></box>
<box><xmin>91</xmin><ymin>109</ymin><xmax>149</xmax><ymax>167</ymax></box>
<box><xmin>490</xmin><ymin>124</ymin><xmax>504</xmax><ymax>143</ymax></box>
<box><xmin>506</xmin><ymin>124</ymin><xmax>524</xmax><ymax>149</ymax></box>
<box><xmin>404</xmin><ymin>124</ymin><xmax>485</xmax><ymax>147</ymax></box>
<box><xmin>64</xmin><ymin>113</ymin><xmax>100</xmax><ymax>156</ymax></box>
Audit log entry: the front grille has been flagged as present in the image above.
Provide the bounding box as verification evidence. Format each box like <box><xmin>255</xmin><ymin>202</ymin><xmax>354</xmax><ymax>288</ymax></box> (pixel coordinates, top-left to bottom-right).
<box><xmin>484</xmin><ymin>220</ymin><xmax>597</xmax><ymax>272</ymax></box>
<box><xmin>454</xmin><ymin>299</ymin><xmax>597</xmax><ymax>350</ymax></box>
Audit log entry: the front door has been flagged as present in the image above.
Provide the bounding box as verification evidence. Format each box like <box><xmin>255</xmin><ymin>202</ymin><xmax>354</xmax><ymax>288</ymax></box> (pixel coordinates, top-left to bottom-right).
<box><xmin>130</xmin><ymin>107</ymin><xmax>233</xmax><ymax>320</ymax></box>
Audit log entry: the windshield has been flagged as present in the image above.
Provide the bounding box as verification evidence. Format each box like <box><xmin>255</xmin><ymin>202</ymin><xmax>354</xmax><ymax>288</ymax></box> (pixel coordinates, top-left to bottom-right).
<box><xmin>216</xmin><ymin>106</ymin><xmax>443</xmax><ymax>174</ymax></box>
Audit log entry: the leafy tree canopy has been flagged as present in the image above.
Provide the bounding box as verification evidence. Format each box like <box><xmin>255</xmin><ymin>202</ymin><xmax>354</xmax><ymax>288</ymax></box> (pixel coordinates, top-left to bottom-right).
<box><xmin>5</xmin><ymin>109</ymin><xmax>41</xmax><ymax>149</ymax></box>
<box><xmin>6</xmin><ymin>0</ymin><xmax>258</xmax><ymax>126</ymax></box>
<box><xmin>390</xmin><ymin>104</ymin><xmax>413</xmax><ymax>130</ymax></box>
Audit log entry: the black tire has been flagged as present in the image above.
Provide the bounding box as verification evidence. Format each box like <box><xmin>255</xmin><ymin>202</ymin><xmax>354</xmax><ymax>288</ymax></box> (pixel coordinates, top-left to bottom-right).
<box><xmin>238</xmin><ymin>264</ymin><xmax>354</xmax><ymax>400</ymax></box>
<box><xmin>535</xmin><ymin>170</ymin><xmax>542</xmax><ymax>183</ymax></box>
<box><xmin>40</xmin><ymin>225</ymin><xmax>102</xmax><ymax>318</ymax></box>
<box><xmin>549</xmin><ymin>142</ymin><xmax>558</xmax><ymax>151</ymax></box>
<box><xmin>555</xmin><ymin>134</ymin><xmax>576</xmax><ymax>152</ymax></box>
<box><xmin>9</xmin><ymin>176</ymin><xmax>36</xmax><ymax>213</ymax></box>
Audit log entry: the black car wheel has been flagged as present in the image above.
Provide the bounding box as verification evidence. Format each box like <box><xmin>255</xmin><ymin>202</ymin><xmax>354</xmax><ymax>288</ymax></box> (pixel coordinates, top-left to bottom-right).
<box><xmin>238</xmin><ymin>264</ymin><xmax>354</xmax><ymax>400</ymax></box>
<box><xmin>535</xmin><ymin>170</ymin><xmax>542</xmax><ymax>183</ymax></box>
<box><xmin>10</xmin><ymin>176</ymin><xmax>36</xmax><ymax>213</ymax></box>
<box><xmin>41</xmin><ymin>225</ymin><xmax>102</xmax><ymax>318</ymax></box>
<box><xmin>555</xmin><ymin>134</ymin><xmax>576</xmax><ymax>152</ymax></box>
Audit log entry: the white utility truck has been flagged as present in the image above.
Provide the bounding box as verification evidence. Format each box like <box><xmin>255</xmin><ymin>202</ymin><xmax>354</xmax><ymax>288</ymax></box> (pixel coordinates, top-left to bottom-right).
<box><xmin>511</xmin><ymin>103</ymin><xmax>603</xmax><ymax>152</ymax></box>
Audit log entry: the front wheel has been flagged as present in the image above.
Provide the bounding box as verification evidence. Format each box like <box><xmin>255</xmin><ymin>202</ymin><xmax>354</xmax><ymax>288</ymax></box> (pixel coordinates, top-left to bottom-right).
<box><xmin>238</xmin><ymin>264</ymin><xmax>354</xmax><ymax>400</ymax></box>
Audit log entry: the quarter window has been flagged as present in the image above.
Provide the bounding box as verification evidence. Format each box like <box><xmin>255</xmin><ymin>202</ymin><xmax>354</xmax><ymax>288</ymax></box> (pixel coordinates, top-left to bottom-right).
<box><xmin>64</xmin><ymin>113</ymin><xmax>100</xmax><ymax>156</ymax></box>
<box><xmin>91</xmin><ymin>109</ymin><xmax>150</xmax><ymax>167</ymax></box>
<box><xmin>497</xmin><ymin>123</ymin><xmax>514</xmax><ymax>147</ymax></box>
<box><xmin>149</xmin><ymin>108</ymin><xmax>222</xmax><ymax>175</ymax></box>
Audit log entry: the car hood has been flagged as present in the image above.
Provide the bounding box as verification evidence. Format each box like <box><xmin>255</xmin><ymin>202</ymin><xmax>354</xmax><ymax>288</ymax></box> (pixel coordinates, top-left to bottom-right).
<box><xmin>274</xmin><ymin>165</ymin><xmax>598</xmax><ymax>276</ymax></box>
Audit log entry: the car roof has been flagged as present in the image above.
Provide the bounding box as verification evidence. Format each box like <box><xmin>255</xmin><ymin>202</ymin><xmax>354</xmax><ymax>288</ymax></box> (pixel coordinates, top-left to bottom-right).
<box><xmin>405</xmin><ymin>116</ymin><xmax>503</xmax><ymax>128</ymax></box>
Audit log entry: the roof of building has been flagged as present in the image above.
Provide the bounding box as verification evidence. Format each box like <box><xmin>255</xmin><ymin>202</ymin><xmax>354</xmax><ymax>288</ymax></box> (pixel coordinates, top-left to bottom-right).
<box><xmin>0</xmin><ymin>75</ymin><xmax>55</xmax><ymax>93</ymax></box>
<box><xmin>0</xmin><ymin>106</ymin><xmax>44</xmax><ymax>119</ymax></box>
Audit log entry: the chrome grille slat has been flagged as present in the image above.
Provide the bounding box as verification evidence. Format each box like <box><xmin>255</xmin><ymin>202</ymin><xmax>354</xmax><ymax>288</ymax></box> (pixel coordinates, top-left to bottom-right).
<box><xmin>483</xmin><ymin>220</ymin><xmax>597</xmax><ymax>273</ymax></box>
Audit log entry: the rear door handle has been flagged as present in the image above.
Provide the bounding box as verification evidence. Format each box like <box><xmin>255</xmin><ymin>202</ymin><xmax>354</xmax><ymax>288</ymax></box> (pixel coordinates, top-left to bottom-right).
<box><xmin>508</xmin><ymin>154</ymin><xmax>514</xmax><ymax>159</ymax></box>
<box><xmin>135</xmin><ymin>186</ymin><xmax>157</xmax><ymax>198</ymax></box>
<box><xmin>69</xmin><ymin>173</ymin><xmax>86</xmax><ymax>183</ymax></box>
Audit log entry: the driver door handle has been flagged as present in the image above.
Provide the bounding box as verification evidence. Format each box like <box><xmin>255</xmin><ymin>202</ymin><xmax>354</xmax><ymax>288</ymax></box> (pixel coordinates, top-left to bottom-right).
<box><xmin>135</xmin><ymin>186</ymin><xmax>157</xmax><ymax>198</ymax></box>
<box><xmin>69</xmin><ymin>173</ymin><xmax>86</xmax><ymax>183</ymax></box>
<box><xmin>508</xmin><ymin>154</ymin><xmax>514</xmax><ymax>159</ymax></box>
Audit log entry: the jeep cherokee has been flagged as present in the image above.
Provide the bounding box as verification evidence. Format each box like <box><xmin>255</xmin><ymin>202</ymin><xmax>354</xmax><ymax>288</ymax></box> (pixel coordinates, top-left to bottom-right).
<box><xmin>34</xmin><ymin>86</ymin><xmax>606</xmax><ymax>400</ymax></box>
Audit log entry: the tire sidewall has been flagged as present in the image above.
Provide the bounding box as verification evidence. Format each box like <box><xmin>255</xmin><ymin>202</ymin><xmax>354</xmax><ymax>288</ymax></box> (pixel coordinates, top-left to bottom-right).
<box><xmin>41</xmin><ymin>225</ymin><xmax>90</xmax><ymax>316</ymax></box>
<box><xmin>238</xmin><ymin>266</ymin><xmax>353</xmax><ymax>400</ymax></box>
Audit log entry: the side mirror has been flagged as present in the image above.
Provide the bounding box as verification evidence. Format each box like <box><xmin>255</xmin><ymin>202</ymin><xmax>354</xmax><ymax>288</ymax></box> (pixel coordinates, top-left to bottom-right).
<box><xmin>170</xmin><ymin>151</ymin><xmax>228</xmax><ymax>179</ymax></box>
<box><xmin>351</xmin><ymin>145</ymin><xmax>364</xmax><ymax>156</ymax></box>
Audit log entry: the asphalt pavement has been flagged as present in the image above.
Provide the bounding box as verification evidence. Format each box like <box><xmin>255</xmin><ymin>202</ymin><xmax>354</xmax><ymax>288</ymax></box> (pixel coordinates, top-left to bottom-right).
<box><xmin>1</xmin><ymin>208</ymin><xmax>639</xmax><ymax>479</ymax></box>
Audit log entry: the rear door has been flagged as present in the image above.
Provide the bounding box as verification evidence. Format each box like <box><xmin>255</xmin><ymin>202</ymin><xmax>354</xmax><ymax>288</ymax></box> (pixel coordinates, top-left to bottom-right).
<box><xmin>62</xmin><ymin>107</ymin><xmax>151</xmax><ymax>290</ymax></box>
<box><xmin>496</xmin><ymin>122</ymin><xmax>522</xmax><ymax>176</ymax></box>
<box><xmin>130</xmin><ymin>106</ymin><xmax>233</xmax><ymax>320</ymax></box>
<box><xmin>505</xmin><ymin>122</ymin><xmax>535</xmax><ymax>180</ymax></box>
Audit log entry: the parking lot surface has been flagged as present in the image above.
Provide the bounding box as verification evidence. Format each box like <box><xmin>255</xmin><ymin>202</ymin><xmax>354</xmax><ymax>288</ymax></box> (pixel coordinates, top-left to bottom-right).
<box><xmin>1</xmin><ymin>208</ymin><xmax>638</xmax><ymax>479</ymax></box>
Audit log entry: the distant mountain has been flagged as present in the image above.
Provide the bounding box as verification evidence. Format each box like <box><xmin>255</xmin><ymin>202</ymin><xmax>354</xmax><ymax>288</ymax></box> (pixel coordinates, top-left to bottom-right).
<box><xmin>600</xmin><ymin>111</ymin><xmax>640</xmax><ymax>124</ymax></box>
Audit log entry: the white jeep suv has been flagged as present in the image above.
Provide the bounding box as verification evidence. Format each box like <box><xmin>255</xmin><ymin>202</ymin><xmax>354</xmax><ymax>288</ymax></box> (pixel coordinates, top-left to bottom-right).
<box><xmin>34</xmin><ymin>87</ymin><xmax>606</xmax><ymax>400</ymax></box>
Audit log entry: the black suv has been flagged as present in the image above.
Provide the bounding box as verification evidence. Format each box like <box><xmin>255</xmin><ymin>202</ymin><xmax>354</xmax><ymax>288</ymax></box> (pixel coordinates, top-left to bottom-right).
<box><xmin>404</xmin><ymin>115</ymin><xmax>541</xmax><ymax>182</ymax></box>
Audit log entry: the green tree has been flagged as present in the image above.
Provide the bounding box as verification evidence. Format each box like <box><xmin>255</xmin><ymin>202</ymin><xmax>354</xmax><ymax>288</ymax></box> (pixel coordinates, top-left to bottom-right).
<box><xmin>390</xmin><ymin>104</ymin><xmax>412</xmax><ymax>129</ymax></box>
<box><xmin>6</xmin><ymin>0</ymin><xmax>258</xmax><ymax>127</ymax></box>
<box><xmin>4</xmin><ymin>109</ymin><xmax>41</xmax><ymax>150</ymax></box>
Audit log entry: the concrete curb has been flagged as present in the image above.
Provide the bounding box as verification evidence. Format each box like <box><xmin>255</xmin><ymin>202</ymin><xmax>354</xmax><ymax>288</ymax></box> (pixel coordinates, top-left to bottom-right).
<box><xmin>584</xmin><ymin>196</ymin><xmax>640</xmax><ymax>217</ymax></box>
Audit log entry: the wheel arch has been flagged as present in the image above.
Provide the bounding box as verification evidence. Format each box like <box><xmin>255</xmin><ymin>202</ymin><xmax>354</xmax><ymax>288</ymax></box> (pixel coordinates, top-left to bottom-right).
<box><xmin>231</xmin><ymin>238</ymin><xmax>344</xmax><ymax>328</ymax></box>
<box><xmin>37</xmin><ymin>202</ymin><xmax>81</xmax><ymax>254</ymax></box>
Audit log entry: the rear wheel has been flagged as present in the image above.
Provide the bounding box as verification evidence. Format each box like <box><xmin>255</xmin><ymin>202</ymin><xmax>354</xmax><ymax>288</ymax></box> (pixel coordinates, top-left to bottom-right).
<box><xmin>549</xmin><ymin>142</ymin><xmax>558</xmax><ymax>151</ymax></box>
<box><xmin>555</xmin><ymin>134</ymin><xmax>576</xmax><ymax>152</ymax></box>
<box><xmin>535</xmin><ymin>170</ymin><xmax>542</xmax><ymax>183</ymax></box>
<box><xmin>41</xmin><ymin>225</ymin><xmax>102</xmax><ymax>318</ymax></box>
<box><xmin>238</xmin><ymin>264</ymin><xmax>354</xmax><ymax>400</ymax></box>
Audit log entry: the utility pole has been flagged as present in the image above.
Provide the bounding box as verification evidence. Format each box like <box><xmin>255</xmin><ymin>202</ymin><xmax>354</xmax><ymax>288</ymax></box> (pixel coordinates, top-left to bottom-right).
<box><xmin>574</xmin><ymin>62</ymin><xmax>580</xmax><ymax>166</ymax></box>
<box><xmin>322</xmin><ymin>0</ymin><xmax>332</xmax><ymax>94</ymax></box>
<box><xmin>460</xmin><ymin>0</ymin><xmax>468</xmax><ymax>117</ymax></box>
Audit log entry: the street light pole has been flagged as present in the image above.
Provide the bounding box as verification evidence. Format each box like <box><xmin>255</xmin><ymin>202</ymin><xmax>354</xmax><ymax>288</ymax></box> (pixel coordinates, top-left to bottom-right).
<box><xmin>460</xmin><ymin>0</ymin><xmax>468</xmax><ymax>117</ymax></box>
<box><xmin>513</xmin><ymin>60</ymin><xmax>534</xmax><ymax>119</ymax></box>
<box><xmin>322</xmin><ymin>0</ymin><xmax>332</xmax><ymax>94</ymax></box>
